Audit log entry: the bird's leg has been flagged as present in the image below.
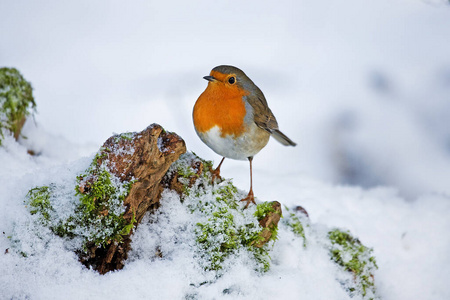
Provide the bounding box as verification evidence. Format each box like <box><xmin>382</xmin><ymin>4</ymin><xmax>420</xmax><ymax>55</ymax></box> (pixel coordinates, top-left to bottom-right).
<box><xmin>211</xmin><ymin>157</ymin><xmax>225</xmax><ymax>183</ymax></box>
<box><xmin>240</xmin><ymin>157</ymin><xmax>256</xmax><ymax>208</ymax></box>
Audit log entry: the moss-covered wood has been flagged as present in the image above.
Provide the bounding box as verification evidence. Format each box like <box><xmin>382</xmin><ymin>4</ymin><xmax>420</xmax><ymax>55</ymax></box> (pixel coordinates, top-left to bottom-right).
<box><xmin>0</xmin><ymin>67</ymin><xmax>36</xmax><ymax>144</ymax></box>
<box><xmin>162</xmin><ymin>152</ymin><xmax>282</xmax><ymax>273</ymax></box>
<box><xmin>25</xmin><ymin>124</ymin><xmax>186</xmax><ymax>274</ymax></box>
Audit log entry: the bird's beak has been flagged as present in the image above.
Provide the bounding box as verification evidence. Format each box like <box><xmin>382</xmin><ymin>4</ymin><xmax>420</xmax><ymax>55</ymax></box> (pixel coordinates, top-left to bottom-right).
<box><xmin>203</xmin><ymin>75</ymin><xmax>216</xmax><ymax>82</ymax></box>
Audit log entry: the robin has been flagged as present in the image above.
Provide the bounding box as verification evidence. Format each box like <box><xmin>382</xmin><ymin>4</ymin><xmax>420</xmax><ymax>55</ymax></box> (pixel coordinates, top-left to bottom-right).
<box><xmin>193</xmin><ymin>65</ymin><xmax>296</xmax><ymax>208</ymax></box>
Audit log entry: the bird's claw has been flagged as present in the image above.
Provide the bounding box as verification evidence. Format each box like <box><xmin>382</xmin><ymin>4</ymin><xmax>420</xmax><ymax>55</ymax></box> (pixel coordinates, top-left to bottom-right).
<box><xmin>240</xmin><ymin>191</ymin><xmax>256</xmax><ymax>209</ymax></box>
<box><xmin>210</xmin><ymin>167</ymin><xmax>222</xmax><ymax>184</ymax></box>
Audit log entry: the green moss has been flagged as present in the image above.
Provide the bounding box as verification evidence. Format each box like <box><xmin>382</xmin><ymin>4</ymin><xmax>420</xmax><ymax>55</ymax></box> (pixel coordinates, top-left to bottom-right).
<box><xmin>119</xmin><ymin>212</ymin><xmax>137</xmax><ymax>236</ymax></box>
<box><xmin>196</xmin><ymin>153</ymin><xmax>214</xmax><ymax>174</ymax></box>
<box><xmin>85</xmin><ymin>148</ymin><xmax>108</xmax><ymax>169</ymax></box>
<box><xmin>328</xmin><ymin>229</ymin><xmax>378</xmax><ymax>299</ymax></box>
<box><xmin>254</xmin><ymin>202</ymin><xmax>280</xmax><ymax>244</ymax></box>
<box><xmin>254</xmin><ymin>201</ymin><xmax>278</xmax><ymax>221</ymax></box>
<box><xmin>250</xmin><ymin>247</ymin><xmax>271</xmax><ymax>272</ymax></box>
<box><xmin>177</xmin><ymin>164</ymin><xmax>198</xmax><ymax>179</ymax></box>
<box><xmin>196</xmin><ymin>208</ymin><xmax>238</xmax><ymax>270</ymax></box>
<box><xmin>76</xmin><ymin>169</ymin><xmax>117</xmax><ymax>214</ymax></box>
<box><xmin>23</xmin><ymin>149</ymin><xmax>136</xmax><ymax>252</ymax></box>
<box><xmin>190</xmin><ymin>151</ymin><xmax>214</xmax><ymax>180</ymax></box>
<box><xmin>114</xmin><ymin>132</ymin><xmax>135</xmax><ymax>142</ymax></box>
<box><xmin>194</xmin><ymin>180</ymin><xmax>242</xmax><ymax>271</ymax></box>
<box><xmin>73</xmin><ymin>157</ymin><xmax>136</xmax><ymax>247</ymax></box>
<box><xmin>213</xmin><ymin>184</ymin><xmax>238</xmax><ymax>209</ymax></box>
<box><xmin>289</xmin><ymin>214</ymin><xmax>305</xmax><ymax>237</ymax></box>
<box><xmin>25</xmin><ymin>185</ymin><xmax>54</xmax><ymax>224</ymax></box>
<box><xmin>171</xmin><ymin>151</ymin><xmax>213</xmax><ymax>182</ymax></box>
<box><xmin>172</xmin><ymin>152</ymin><xmax>278</xmax><ymax>273</ymax></box>
<box><xmin>52</xmin><ymin>217</ymin><xmax>76</xmax><ymax>239</ymax></box>
<box><xmin>0</xmin><ymin>68</ymin><xmax>36</xmax><ymax>144</ymax></box>
<box><xmin>282</xmin><ymin>206</ymin><xmax>308</xmax><ymax>247</ymax></box>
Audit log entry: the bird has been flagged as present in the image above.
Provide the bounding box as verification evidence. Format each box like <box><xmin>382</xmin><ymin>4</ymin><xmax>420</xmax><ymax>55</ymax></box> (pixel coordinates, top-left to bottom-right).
<box><xmin>193</xmin><ymin>65</ymin><xmax>296</xmax><ymax>208</ymax></box>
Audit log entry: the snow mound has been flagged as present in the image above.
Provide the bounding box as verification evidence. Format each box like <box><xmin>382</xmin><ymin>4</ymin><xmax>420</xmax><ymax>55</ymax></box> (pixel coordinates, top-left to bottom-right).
<box><xmin>1</xmin><ymin>134</ymin><xmax>449</xmax><ymax>300</ymax></box>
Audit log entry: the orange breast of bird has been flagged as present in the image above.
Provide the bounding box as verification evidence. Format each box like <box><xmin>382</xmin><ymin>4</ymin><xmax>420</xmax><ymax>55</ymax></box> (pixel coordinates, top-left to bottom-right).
<box><xmin>193</xmin><ymin>76</ymin><xmax>250</xmax><ymax>137</ymax></box>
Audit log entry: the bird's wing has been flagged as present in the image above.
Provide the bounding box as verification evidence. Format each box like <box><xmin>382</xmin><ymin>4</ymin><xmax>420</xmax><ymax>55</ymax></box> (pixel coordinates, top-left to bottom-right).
<box><xmin>246</xmin><ymin>88</ymin><xmax>297</xmax><ymax>147</ymax></box>
<box><xmin>245</xmin><ymin>88</ymin><xmax>279</xmax><ymax>133</ymax></box>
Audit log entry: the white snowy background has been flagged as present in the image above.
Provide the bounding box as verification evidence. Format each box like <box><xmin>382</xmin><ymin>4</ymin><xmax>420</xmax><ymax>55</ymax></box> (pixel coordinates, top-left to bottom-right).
<box><xmin>1</xmin><ymin>0</ymin><xmax>450</xmax><ymax>299</ymax></box>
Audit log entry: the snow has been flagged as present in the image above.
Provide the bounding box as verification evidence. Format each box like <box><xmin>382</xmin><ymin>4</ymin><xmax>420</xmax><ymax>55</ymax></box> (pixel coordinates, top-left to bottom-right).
<box><xmin>1</xmin><ymin>0</ymin><xmax>450</xmax><ymax>299</ymax></box>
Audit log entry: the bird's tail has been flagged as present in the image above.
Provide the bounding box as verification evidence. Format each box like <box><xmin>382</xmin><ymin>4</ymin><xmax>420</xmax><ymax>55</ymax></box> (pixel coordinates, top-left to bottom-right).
<box><xmin>271</xmin><ymin>129</ymin><xmax>296</xmax><ymax>146</ymax></box>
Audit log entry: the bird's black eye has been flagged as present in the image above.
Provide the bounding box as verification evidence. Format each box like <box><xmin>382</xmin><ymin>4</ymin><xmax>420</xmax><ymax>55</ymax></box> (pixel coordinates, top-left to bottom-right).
<box><xmin>228</xmin><ymin>76</ymin><xmax>235</xmax><ymax>84</ymax></box>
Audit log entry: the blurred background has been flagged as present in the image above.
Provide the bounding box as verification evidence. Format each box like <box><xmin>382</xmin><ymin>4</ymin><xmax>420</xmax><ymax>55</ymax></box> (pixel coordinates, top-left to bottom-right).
<box><xmin>1</xmin><ymin>0</ymin><xmax>450</xmax><ymax>199</ymax></box>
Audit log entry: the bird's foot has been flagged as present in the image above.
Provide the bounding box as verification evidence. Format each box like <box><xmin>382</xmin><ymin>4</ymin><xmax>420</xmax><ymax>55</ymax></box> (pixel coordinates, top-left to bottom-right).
<box><xmin>209</xmin><ymin>157</ymin><xmax>225</xmax><ymax>184</ymax></box>
<box><xmin>240</xmin><ymin>190</ymin><xmax>256</xmax><ymax>209</ymax></box>
<box><xmin>210</xmin><ymin>166</ymin><xmax>222</xmax><ymax>184</ymax></box>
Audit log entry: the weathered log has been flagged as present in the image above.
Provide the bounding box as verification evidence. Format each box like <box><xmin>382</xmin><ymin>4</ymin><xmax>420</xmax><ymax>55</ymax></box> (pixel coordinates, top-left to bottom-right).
<box><xmin>78</xmin><ymin>124</ymin><xmax>186</xmax><ymax>273</ymax></box>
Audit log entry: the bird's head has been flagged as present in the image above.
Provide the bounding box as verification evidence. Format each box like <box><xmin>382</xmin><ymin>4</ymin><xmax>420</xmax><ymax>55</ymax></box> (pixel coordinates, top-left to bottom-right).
<box><xmin>203</xmin><ymin>65</ymin><xmax>255</xmax><ymax>95</ymax></box>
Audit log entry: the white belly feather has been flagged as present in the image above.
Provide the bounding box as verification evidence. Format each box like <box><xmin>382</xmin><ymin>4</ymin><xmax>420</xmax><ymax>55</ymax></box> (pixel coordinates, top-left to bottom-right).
<box><xmin>197</xmin><ymin>123</ymin><xmax>270</xmax><ymax>160</ymax></box>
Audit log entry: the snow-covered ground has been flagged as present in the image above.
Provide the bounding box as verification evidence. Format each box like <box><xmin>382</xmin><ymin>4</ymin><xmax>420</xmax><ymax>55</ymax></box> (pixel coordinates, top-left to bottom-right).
<box><xmin>1</xmin><ymin>0</ymin><xmax>450</xmax><ymax>299</ymax></box>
